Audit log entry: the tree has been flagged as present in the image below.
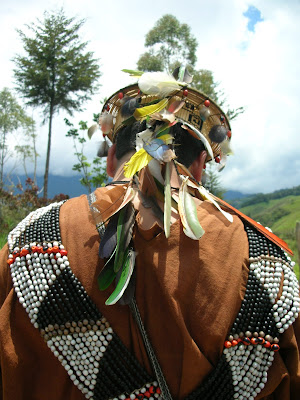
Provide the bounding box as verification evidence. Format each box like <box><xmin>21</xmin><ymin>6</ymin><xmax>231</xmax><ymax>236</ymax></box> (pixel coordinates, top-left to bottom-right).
<box><xmin>15</xmin><ymin>118</ymin><xmax>39</xmax><ymax>184</ymax></box>
<box><xmin>14</xmin><ymin>9</ymin><xmax>101</xmax><ymax>199</ymax></box>
<box><xmin>0</xmin><ymin>88</ymin><xmax>34</xmax><ymax>188</ymax></box>
<box><xmin>137</xmin><ymin>14</ymin><xmax>244</xmax><ymax>119</ymax></box>
<box><xmin>137</xmin><ymin>14</ymin><xmax>197</xmax><ymax>73</ymax></box>
<box><xmin>203</xmin><ymin>164</ymin><xmax>225</xmax><ymax>198</ymax></box>
<box><xmin>65</xmin><ymin>117</ymin><xmax>108</xmax><ymax>194</ymax></box>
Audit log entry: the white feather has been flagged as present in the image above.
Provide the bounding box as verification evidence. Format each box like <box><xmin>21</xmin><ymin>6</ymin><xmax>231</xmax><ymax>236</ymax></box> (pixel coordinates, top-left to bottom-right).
<box><xmin>138</xmin><ymin>72</ymin><xmax>183</xmax><ymax>97</ymax></box>
<box><xmin>135</xmin><ymin>128</ymin><xmax>153</xmax><ymax>151</ymax></box>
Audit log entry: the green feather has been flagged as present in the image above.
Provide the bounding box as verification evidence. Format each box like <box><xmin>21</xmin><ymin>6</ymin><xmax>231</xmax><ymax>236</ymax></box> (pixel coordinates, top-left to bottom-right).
<box><xmin>98</xmin><ymin>255</ymin><xmax>117</xmax><ymax>291</ymax></box>
<box><xmin>105</xmin><ymin>249</ymin><xmax>136</xmax><ymax>305</ymax></box>
<box><xmin>164</xmin><ymin>162</ymin><xmax>171</xmax><ymax>238</ymax></box>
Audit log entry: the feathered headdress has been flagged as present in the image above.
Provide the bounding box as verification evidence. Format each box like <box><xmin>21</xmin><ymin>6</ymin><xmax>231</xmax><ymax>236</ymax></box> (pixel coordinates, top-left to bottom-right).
<box><xmin>88</xmin><ymin>67</ymin><xmax>292</xmax><ymax>305</ymax></box>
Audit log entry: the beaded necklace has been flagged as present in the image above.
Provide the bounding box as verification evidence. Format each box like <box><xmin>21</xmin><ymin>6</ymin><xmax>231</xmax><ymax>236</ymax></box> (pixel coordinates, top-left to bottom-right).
<box><xmin>6</xmin><ymin>200</ymin><xmax>300</xmax><ymax>400</ymax></box>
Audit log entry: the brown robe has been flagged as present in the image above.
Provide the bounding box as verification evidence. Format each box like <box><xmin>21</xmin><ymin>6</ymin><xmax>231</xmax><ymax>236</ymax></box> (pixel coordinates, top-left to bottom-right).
<box><xmin>0</xmin><ymin>188</ymin><xmax>299</xmax><ymax>400</ymax></box>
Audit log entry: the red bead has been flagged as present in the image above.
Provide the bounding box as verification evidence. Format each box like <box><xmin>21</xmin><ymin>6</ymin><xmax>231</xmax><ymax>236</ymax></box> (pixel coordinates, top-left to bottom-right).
<box><xmin>204</xmin><ymin>99</ymin><xmax>210</xmax><ymax>107</ymax></box>
<box><xmin>7</xmin><ymin>258</ymin><xmax>14</xmax><ymax>265</ymax></box>
<box><xmin>118</xmin><ymin>92</ymin><xmax>124</xmax><ymax>99</ymax></box>
<box><xmin>203</xmin><ymin>164</ymin><xmax>206</xmax><ymax>170</ymax></box>
<box><xmin>106</xmin><ymin>105</ymin><xmax>110</xmax><ymax>111</ymax></box>
<box><xmin>20</xmin><ymin>249</ymin><xmax>29</xmax><ymax>257</ymax></box>
<box><xmin>47</xmin><ymin>247</ymin><xmax>53</xmax><ymax>254</ymax></box>
<box><xmin>257</xmin><ymin>337</ymin><xmax>265</xmax><ymax>344</ymax></box>
<box><xmin>144</xmin><ymin>392</ymin><xmax>151</xmax><ymax>398</ymax></box>
<box><xmin>227</xmin><ymin>130</ymin><xmax>232</xmax><ymax>138</ymax></box>
<box><xmin>183</xmin><ymin>89</ymin><xmax>188</xmax><ymax>96</ymax></box>
<box><xmin>242</xmin><ymin>337</ymin><xmax>251</xmax><ymax>345</ymax></box>
<box><xmin>36</xmin><ymin>246</ymin><xmax>43</xmax><ymax>253</ymax></box>
<box><xmin>215</xmin><ymin>156</ymin><xmax>220</xmax><ymax>163</ymax></box>
<box><xmin>271</xmin><ymin>344</ymin><xmax>280</xmax><ymax>352</ymax></box>
<box><xmin>224</xmin><ymin>341</ymin><xmax>232</xmax><ymax>348</ymax></box>
<box><xmin>149</xmin><ymin>386</ymin><xmax>155</xmax><ymax>394</ymax></box>
<box><xmin>52</xmin><ymin>246</ymin><xmax>59</xmax><ymax>253</ymax></box>
<box><xmin>264</xmin><ymin>340</ymin><xmax>271</xmax><ymax>348</ymax></box>
<box><xmin>156</xmin><ymin>388</ymin><xmax>161</xmax><ymax>394</ymax></box>
<box><xmin>251</xmin><ymin>337</ymin><xmax>258</xmax><ymax>345</ymax></box>
<box><xmin>137</xmin><ymin>89</ymin><xmax>141</xmax><ymax>94</ymax></box>
<box><xmin>60</xmin><ymin>249</ymin><xmax>68</xmax><ymax>257</ymax></box>
<box><xmin>31</xmin><ymin>246</ymin><xmax>38</xmax><ymax>253</ymax></box>
<box><xmin>232</xmin><ymin>339</ymin><xmax>238</xmax><ymax>347</ymax></box>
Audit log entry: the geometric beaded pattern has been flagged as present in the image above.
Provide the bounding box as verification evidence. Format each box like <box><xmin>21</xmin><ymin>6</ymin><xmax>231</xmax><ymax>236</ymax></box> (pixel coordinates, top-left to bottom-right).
<box><xmin>7</xmin><ymin>203</ymin><xmax>160</xmax><ymax>400</ymax></box>
<box><xmin>186</xmin><ymin>223</ymin><xmax>300</xmax><ymax>400</ymax></box>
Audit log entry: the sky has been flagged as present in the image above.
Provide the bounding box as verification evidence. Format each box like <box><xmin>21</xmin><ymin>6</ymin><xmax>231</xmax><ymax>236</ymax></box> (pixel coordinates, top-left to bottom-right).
<box><xmin>1</xmin><ymin>0</ymin><xmax>300</xmax><ymax>194</ymax></box>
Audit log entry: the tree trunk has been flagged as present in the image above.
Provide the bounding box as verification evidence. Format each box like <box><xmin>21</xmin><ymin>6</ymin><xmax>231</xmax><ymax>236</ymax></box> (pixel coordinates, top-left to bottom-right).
<box><xmin>0</xmin><ymin>131</ymin><xmax>6</xmax><ymax>188</ymax></box>
<box><xmin>43</xmin><ymin>105</ymin><xmax>54</xmax><ymax>199</ymax></box>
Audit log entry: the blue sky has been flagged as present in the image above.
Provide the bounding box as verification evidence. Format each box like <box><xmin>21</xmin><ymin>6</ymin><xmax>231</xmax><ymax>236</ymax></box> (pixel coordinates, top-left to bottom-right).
<box><xmin>244</xmin><ymin>5</ymin><xmax>264</xmax><ymax>32</ymax></box>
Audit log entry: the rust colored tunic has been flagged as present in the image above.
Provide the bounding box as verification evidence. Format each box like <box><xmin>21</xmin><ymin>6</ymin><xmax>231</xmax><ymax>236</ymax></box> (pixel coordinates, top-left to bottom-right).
<box><xmin>0</xmin><ymin>188</ymin><xmax>299</xmax><ymax>400</ymax></box>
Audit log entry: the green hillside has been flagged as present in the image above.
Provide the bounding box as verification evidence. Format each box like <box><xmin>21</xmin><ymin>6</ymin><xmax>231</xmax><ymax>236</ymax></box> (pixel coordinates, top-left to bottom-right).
<box><xmin>239</xmin><ymin>195</ymin><xmax>300</xmax><ymax>279</ymax></box>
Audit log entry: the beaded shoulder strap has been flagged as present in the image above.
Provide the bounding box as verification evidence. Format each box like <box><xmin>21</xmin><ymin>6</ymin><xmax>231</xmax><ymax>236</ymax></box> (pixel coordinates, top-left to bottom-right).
<box><xmin>185</xmin><ymin>223</ymin><xmax>300</xmax><ymax>400</ymax></box>
<box><xmin>7</xmin><ymin>201</ymin><xmax>162</xmax><ymax>400</ymax></box>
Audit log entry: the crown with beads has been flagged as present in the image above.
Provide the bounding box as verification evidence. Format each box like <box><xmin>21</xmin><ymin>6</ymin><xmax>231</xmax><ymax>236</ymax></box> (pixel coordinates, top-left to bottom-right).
<box><xmin>90</xmin><ymin>67</ymin><xmax>232</xmax><ymax>168</ymax></box>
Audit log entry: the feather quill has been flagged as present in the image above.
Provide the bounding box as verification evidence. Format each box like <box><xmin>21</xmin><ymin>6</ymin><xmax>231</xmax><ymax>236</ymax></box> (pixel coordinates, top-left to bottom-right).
<box><xmin>164</xmin><ymin>162</ymin><xmax>171</xmax><ymax>238</ymax></box>
<box><xmin>178</xmin><ymin>177</ymin><xmax>205</xmax><ymax>240</ymax></box>
<box><xmin>105</xmin><ymin>249</ymin><xmax>136</xmax><ymax>305</ymax></box>
<box><xmin>138</xmin><ymin>72</ymin><xmax>184</xmax><ymax>97</ymax></box>
<box><xmin>180</xmin><ymin>121</ymin><xmax>215</xmax><ymax>163</ymax></box>
<box><xmin>124</xmin><ymin>148</ymin><xmax>152</xmax><ymax>178</ymax></box>
<box><xmin>133</xmin><ymin>99</ymin><xmax>168</xmax><ymax>120</ymax></box>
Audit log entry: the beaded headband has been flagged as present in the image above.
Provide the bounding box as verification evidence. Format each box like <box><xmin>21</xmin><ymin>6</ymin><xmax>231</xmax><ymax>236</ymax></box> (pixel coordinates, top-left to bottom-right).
<box><xmin>90</xmin><ymin>67</ymin><xmax>232</xmax><ymax>168</ymax></box>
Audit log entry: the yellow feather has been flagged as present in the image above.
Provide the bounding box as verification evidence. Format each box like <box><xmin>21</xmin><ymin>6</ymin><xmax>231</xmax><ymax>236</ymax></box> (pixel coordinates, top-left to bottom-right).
<box><xmin>124</xmin><ymin>148</ymin><xmax>152</xmax><ymax>178</ymax></box>
<box><xmin>133</xmin><ymin>99</ymin><xmax>168</xmax><ymax>120</ymax></box>
<box><xmin>157</xmin><ymin>133</ymin><xmax>173</xmax><ymax>144</ymax></box>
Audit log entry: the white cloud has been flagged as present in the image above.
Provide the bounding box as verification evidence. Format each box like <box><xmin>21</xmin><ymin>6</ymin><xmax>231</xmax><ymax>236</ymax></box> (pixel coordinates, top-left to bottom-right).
<box><xmin>1</xmin><ymin>0</ymin><xmax>300</xmax><ymax>194</ymax></box>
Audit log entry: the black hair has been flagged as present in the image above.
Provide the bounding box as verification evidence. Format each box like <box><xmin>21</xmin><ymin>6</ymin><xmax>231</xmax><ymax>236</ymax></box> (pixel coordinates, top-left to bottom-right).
<box><xmin>115</xmin><ymin>121</ymin><xmax>205</xmax><ymax>168</ymax></box>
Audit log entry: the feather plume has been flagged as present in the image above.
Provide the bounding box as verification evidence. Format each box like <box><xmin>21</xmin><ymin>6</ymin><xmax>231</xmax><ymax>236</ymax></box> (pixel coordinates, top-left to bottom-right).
<box><xmin>148</xmin><ymin>159</ymin><xmax>164</xmax><ymax>184</ymax></box>
<box><xmin>136</xmin><ymin>128</ymin><xmax>154</xmax><ymax>151</ymax></box>
<box><xmin>138</xmin><ymin>72</ymin><xmax>184</xmax><ymax>97</ymax></box>
<box><xmin>124</xmin><ymin>148</ymin><xmax>152</xmax><ymax>178</ymax></box>
<box><xmin>122</xmin><ymin>69</ymin><xmax>144</xmax><ymax>77</ymax></box>
<box><xmin>197</xmin><ymin>185</ymin><xmax>233</xmax><ymax>222</ymax></box>
<box><xmin>140</xmin><ymin>191</ymin><xmax>164</xmax><ymax>222</ymax></box>
<box><xmin>99</xmin><ymin>213</ymin><xmax>118</xmax><ymax>259</ymax></box>
<box><xmin>164</xmin><ymin>162</ymin><xmax>171</xmax><ymax>238</ymax></box>
<box><xmin>99</xmin><ymin>113</ymin><xmax>114</xmax><ymax>135</ymax></box>
<box><xmin>105</xmin><ymin>249</ymin><xmax>136</xmax><ymax>305</ymax></box>
<box><xmin>178</xmin><ymin>177</ymin><xmax>205</xmax><ymax>240</ymax></box>
<box><xmin>144</xmin><ymin>138</ymin><xmax>175</xmax><ymax>163</ymax></box>
<box><xmin>114</xmin><ymin>204</ymin><xmax>135</xmax><ymax>273</ymax></box>
<box><xmin>97</xmin><ymin>138</ymin><xmax>110</xmax><ymax>157</ymax></box>
<box><xmin>180</xmin><ymin>121</ymin><xmax>215</xmax><ymax>163</ymax></box>
<box><xmin>98</xmin><ymin>258</ymin><xmax>117</xmax><ymax>291</ymax></box>
<box><xmin>168</xmin><ymin>100</ymin><xmax>185</xmax><ymax>114</ymax></box>
<box><xmin>88</xmin><ymin>124</ymin><xmax>99</xmax><ymax>139</ymax></box>
<box><xmin>133</xmin><ymin>98</ymin><xmax>168</xmax><ymax>120</ymax></box>
<box><xmin>117</xmin><ymin>267</ymin><xmax>136</xmax><ymax>306</ymax></box>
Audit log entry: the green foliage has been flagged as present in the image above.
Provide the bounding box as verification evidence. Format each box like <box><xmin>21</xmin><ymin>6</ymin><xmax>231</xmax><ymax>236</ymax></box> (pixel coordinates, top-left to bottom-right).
<box><xmin>239</xmin><ymin>195</ymin><xmax>300</xmax><ymax>279</ymax></box>
<box><xmin>137</xmin><ymin>14</ymin><xmax>197</xmax><ymax>72</ymax></box>
<box><xmin>203</xmin><ymin>164</ymin><xmax>225</xmax><ymax>198</ymax></box>
<box><xmin>137</xmin><ymin>14</ymin><xmax>244</xmax><ymax>121</ymax></box>
<box><xmin>0</xmin><ymin>179</ymin><xmax>69</xmax><ymax>249</ymax></box>
<box><xmin>65</xmin><ymin>118</ymin><xmax>108</xmax><ymax>194</ymax></box>
<box><xmin>0</xmin><ymin>88</ymin><xmax>34</xmax><ymax>186</ymax></box>
<box><xmin>13</xmin><ymin>8</ymin><xmax>101</xmax><ymax>198</ymax></box>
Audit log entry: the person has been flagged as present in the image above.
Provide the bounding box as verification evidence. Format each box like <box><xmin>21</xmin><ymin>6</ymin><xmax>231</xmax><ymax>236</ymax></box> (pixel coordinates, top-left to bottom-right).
<box><xmin>0</xmin><ymin>68</ymin><xmax>299</xmax><ymax>400</ymax></box>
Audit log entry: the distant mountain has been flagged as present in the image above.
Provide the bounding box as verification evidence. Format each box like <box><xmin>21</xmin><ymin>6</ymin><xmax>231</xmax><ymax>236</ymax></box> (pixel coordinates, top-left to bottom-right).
<box><xmin>223</xmin><ymin>190</ymin><xmax>252</xmax><ymax>201</ymax></box>
<box><xmin>5</xmin><ymin>174</ymin><xmax>90</xmax><ymax>199</ymax></box>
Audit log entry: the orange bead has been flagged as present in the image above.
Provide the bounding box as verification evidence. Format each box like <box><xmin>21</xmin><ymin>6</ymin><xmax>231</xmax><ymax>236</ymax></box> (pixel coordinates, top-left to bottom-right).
<box><xmin>224</xmin><ymin>341</ymin><xmax>232</xmax><ymax>348</ymax></box>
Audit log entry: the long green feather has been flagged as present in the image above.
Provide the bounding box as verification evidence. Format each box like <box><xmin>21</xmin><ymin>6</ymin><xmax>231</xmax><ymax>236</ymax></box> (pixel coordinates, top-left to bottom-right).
<box><xmin>164</xmin><ymin>162</ymin><xmax>171</xmax><ymax>238</ymax></box>
<box><xmin>105</xmin><ymin>249</ymin><xmax>136</xmax><ymax>305</ymax></box>
<box><xmin>98</xmin><ymin>255</ymin><xmax>117</xmax><ymax>291</ymax></box>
